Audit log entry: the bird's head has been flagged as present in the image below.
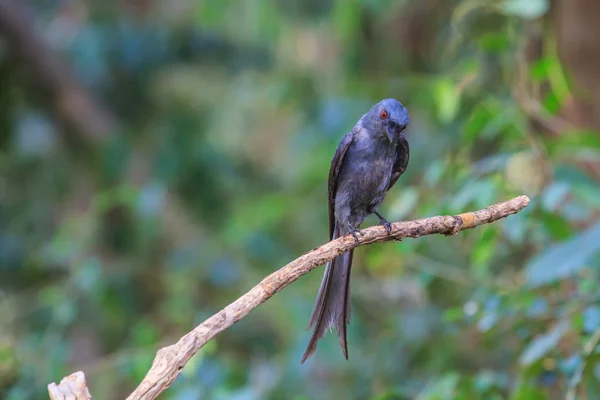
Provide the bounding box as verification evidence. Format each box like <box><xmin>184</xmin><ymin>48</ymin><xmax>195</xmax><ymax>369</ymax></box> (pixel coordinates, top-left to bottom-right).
<box><xmin>365</xmin><ymin>98</ymin><xmax>410</xmax><ymax>144</ymax></box>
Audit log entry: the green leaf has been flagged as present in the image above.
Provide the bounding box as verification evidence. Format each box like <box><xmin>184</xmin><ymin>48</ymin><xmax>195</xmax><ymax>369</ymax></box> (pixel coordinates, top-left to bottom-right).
<box><xmin>519</xmin><ymin>321</ymin><xmax>569</xmax><ymax>366</ymax></box>
<box><xmin>525</xmin><ymin>221</ymin><xmax>600</xmax><ymax>286</ymax></box>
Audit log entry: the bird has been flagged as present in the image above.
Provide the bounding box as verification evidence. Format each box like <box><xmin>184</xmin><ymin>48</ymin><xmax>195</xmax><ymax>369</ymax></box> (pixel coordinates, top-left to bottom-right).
<box><xmin>301</xmin><ymin>98</ymin><xmax>410</xmax><ymax>363</ymax></box>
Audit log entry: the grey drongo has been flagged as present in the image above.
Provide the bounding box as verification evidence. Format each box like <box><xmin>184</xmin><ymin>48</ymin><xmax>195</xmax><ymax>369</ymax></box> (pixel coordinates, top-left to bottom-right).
<box><xmin>301</xmin><ymin>98</ymin><xmax>410</xmax><ymax>363</ymax></box>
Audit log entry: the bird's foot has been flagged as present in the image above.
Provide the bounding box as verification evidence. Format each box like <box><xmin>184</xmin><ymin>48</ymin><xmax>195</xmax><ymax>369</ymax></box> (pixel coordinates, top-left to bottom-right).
<box><xmin>373</xmin><ymin>210</ymin><xmax>392</xmax><ymax>235</ymax></box>
<box><xmin>379</xmin><ymin>217</ymin><xmax>392</xmax><ymax>235</ymax></box>
<box><xmin>347</xmin><ymin>222</ymin><xmax>362</xmax><ymax>243</ymax></box>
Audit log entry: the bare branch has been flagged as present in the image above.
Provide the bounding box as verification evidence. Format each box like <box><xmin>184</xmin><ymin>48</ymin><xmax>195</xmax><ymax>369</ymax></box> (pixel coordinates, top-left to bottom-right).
<box><xmin>51</xmin><ymin>195</ymin><xmax>531</xmax><ymax>400</ymax></box>
<box><xmin>48</xmin><ymin>371</ymin><xmax>92</xmax><ymax>400</ymax></box>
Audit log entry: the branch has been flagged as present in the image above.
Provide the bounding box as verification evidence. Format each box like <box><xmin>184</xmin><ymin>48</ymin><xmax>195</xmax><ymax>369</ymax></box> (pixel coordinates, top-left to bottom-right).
<box><xmin>48</xmin><ymin>371</ymin><xmax>92</xmax><ymax>400</ymax></box>
<box><xmin>52</xmin><ymin>195</ymin><xmax>531</xmax><ymax>400</ymax></box>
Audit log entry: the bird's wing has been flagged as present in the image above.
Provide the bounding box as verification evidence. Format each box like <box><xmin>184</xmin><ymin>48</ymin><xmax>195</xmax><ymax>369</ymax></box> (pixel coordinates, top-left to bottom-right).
<box><xmin>387</xmin><ymin>134</ymin><xmax>410</xmax><ymax>191</ymax></box>
<box><xmin>328</xmin><ymin>131</ymin><xmax>354</xmax><ymax>239</ymax></box>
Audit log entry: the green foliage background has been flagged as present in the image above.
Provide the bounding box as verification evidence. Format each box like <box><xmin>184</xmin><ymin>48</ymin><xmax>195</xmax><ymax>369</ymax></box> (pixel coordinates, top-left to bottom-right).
<box><xmin>2</xmin><ymin>0</ymin><xmax>600</xmax><ymax>399</ymax></box>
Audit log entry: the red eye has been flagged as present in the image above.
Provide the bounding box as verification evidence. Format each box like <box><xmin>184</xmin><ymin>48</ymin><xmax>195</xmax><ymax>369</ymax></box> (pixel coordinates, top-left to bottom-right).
<box><xmin>380</xmin><ymin>110</ymin><xmax>388</xmax><ymax>119</ymax></box>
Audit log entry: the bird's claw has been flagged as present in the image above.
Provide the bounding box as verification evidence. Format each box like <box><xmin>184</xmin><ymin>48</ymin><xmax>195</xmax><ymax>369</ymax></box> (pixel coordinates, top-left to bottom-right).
<box><xmin>380</xmin><ymin>218</ymin><xmax>392</xmax><ymax>235</ymax></box>
<box><xmin>347</xmin><ymin>223</ymin><xmax>362</xmax><ymax>243</ymax></box>
<box><xmin>372</xmin><ymin>210</ymin><xmax>392</xmax><ymax>236</ymax></box>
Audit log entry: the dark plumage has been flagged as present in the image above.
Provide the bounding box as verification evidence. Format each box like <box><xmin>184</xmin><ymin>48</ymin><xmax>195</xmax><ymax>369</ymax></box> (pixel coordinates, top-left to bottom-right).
<box><xmin>301</xmin><ymin>98</ymin><xmax>410</xmax><ymax>363</ymax></box>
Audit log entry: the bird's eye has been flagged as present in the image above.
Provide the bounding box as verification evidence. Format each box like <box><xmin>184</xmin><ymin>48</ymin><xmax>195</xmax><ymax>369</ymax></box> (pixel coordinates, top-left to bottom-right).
<box><xmin>380</xmin><ymin>110</ymin><xmax>388</xmax><ymax>119</ymax></box>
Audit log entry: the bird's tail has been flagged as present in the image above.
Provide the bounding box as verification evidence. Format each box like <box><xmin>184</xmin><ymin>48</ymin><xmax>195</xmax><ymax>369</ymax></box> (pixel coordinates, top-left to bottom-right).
<box><xmin>301</xmin><ymin>225</ymin><xmax>353</xmax><ymax>363</ymax></box>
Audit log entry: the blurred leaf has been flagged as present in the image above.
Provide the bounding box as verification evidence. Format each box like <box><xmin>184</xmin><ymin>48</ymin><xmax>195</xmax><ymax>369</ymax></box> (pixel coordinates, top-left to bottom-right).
<box><xmin>195</xmin><ymin>1</ymin><xmax>233</xmax><ymax>29</ymax></box>
<box><xmin>450</xmin><ymin>179</ymin><xmax>497</xmax><ymax>212</ymax></box>
<box><xmin>0</xmin><ymin>336</ymin><xmax>18</xmax><ymax>387</ymax></box>
<box><xmin>434</xmin><ymin>78</ymin><xmax>460</xmax><ymax>124</ymax></box>
<box><xmin>525</xmin><ymin>221</ymin><xmax>600</xmax><ymax>286</ymax></box>
<box><xmin>583</xmin><ymin>306</ymin><xmax>600</xmax><ymax>334</ymax></box>
<box><xmin>510</xmin><ymin>383</ymin><xmax>549</xmax><ymax>400</ymax></box>
<box><xmin>540</xmin><ymin>212</ymin><xmax>573</xmax><ymax>241</ymax></box>
<box><xmin>416</xmin><ymin>373</ymin><xmax>460</xmax><ymax>400</ymax></box>
<box><xmin>501</xmin><ymin>0</ymin><xmax>549</xmax><ymax>19</ymax></box>
<box><xmin>541</xmin><ymin>181</ymin><xmax>571</xmax><ymax>211</ymax></box>
<box><xmin>478</xmin><ymin>32</ymin><xmax>510</xmax><ymax>52</ymax></box>
<box><xmin>444</xmin><ymin>307</ymin><xmax>465</xmax><ymax>323</ymax></box>
<box><xmin>473</xmin><ymin>370</ymin><xmax>505</xmax><ymax>393</ymax></box>
<box><xmin>471</xmin><ymin>227</ymin><xmax>497</xmax><ymax>279</ymax></box>
<box><xmin>464</xmin><ymin>104</ymin><xmax>491</xmax><ymax>142</ymax></box>
<box><xmin>530</xmin><ymin>57</ymin><xmax>554</xmax><ymax>81</ymax></box>
<box><xmin>546</xmin><ymin>130</ymin><xmax>600</xmax><ymax>158</ymax></box>
<box><xmin>333</xmin><ymin>0</ymin><xmax>361</xmax><ymax>41</ymax></box>
<box><xmin>477</xmin><ymin>312</ymin><xmax>498</xmax><ymax>332</ymax></box>
<box><xmin>464</xmin><ymin>101</ymin><xmax>518</xmax><ymax>142</ymax></box>
<box><xmin>133</xmin><ymin>318</ymin><xmax>160</xmax><ymax>347</ymax></box>
<box><xmin>519</xmin><ymin>321</ymin><xmax>569</xmax><ymax>367</ymax></box>
<box><xmin>559</xmin><ymin>353</ymin><xmax>581</xmax><ymax>375</ymax></box>
<box><xmin>93</xmin><ymin>185</ymin><xmax>139</xmax><ymax>213</ymax></box>
<box><xmin>542</xmin><ymin>91</ymin><xmax>561</xmax><ymax>114</ymax></box>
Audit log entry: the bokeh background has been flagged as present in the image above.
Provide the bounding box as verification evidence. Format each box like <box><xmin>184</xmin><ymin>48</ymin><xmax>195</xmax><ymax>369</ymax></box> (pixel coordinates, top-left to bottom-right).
<box><xmin>2</xmin><ymin>0</ymin><xmax>600</xmax><ymax>399</ymax></box>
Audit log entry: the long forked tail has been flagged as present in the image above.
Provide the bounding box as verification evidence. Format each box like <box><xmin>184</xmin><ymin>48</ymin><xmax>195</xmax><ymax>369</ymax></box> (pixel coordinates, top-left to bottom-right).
<box><xmin>301</xmin><ymin>226</ymin><xmax>353</xmax><ymax>363</ymax></box>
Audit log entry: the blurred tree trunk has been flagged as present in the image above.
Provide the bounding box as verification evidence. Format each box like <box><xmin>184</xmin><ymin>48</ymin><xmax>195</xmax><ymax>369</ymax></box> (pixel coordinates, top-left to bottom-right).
<box><xmin>0</xmin><ymin>0</ymin><xmax>115</xmax><ymax>142</ymax></box>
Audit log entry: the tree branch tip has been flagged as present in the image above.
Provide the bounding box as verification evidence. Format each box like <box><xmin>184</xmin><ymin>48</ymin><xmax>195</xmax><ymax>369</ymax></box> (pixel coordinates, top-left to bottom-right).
<box><xmin>48</xmin><ymin>371</ymin><xmax>92</xmax><ymax>400</ymax></box>
<box><xmin>514</xmin><ymin>195</ymin><xmax>531</xmax><ymax>207</ymax></box>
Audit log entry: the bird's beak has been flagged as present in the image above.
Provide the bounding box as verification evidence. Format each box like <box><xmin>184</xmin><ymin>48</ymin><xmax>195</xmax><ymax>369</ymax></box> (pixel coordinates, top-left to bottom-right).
<box><xmin>386</xmin><ymin>125</ymin><xmax>398</xmax><ymax>144</ymax></box>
